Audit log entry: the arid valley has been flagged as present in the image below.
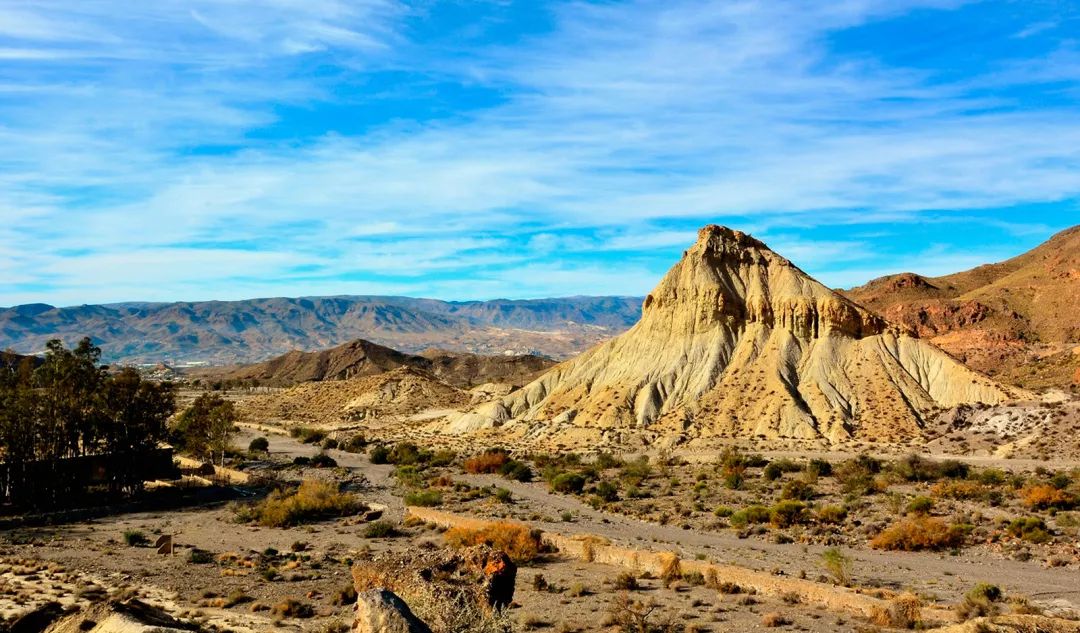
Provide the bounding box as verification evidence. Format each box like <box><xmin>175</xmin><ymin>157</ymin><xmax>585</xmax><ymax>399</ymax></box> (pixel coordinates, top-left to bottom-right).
<box><xmin>3</xmin><ymin>225</ymin><xmax>1080</xmax><ymax>633</ymax></box>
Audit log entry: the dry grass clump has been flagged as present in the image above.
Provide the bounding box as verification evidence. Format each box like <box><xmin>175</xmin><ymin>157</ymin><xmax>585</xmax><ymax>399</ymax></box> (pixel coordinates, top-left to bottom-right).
<box><xmin>761</xmin><ymin>612</ymin><xmax>791</xmax><ymax>627</ymax></box>
<box><xmin>870</xmin><ymin>593</ymin><xmax>922</xmax><ymax>628</ymax></box>
<box><xmin>270</xmin><ymin>597</ymin><xmax>314</xmax><ymax>619</ymax></box>
<box><xmin>239</xmin><ymin>479</ymin><xmax>362</xmax><ymax>527</ymax></box>
<box><xmin>444</xmin><ymin>521</ymin><xmax>542</xmax><ymax>563</ymax></box>
<box><xmin>869</xmin><ymin>516</ymin><xmax>965</xmax><ymax>551</ymax></box>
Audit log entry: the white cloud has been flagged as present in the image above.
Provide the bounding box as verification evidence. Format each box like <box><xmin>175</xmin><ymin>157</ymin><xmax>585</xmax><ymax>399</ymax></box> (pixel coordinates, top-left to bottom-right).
<box><xmin>1</xmin><ymin>0</ymin><xmax>1078</xmax><ymax>305</ymax></box>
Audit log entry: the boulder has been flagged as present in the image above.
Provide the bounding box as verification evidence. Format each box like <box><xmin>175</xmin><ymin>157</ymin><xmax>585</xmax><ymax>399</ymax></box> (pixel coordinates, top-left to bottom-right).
<box><xmin>353</xmin><ymin>590</ymin><xmax>432</xmax><ymax>633</ymax></box>
<box><xmin>352</xmin><ymin>544</ymin><xmax>516</xmax><ymax>611</ymax></box>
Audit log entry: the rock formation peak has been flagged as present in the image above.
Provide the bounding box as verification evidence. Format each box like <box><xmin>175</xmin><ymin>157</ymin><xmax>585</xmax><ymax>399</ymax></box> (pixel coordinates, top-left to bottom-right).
<box><xmin>444</xmin><ymin>225</ymin><xmax>1023</xmax><ymax>447</ymax></box>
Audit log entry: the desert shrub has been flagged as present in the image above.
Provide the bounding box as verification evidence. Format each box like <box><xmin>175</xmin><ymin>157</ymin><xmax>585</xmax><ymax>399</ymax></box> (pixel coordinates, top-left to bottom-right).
<box><xmin>906</xmin><ymin>496</ymin><xmax>934</xmax><ymax>516</ymax></box>
<box><xmin>976</xmin><ymin>468</ymin><xmax>1006</xmax><ymax>486</ymax></box>
<box><xmin>594</xmin><ymin>452</ymin><xmax>624</xmax><ymax>470</ymax></box>
<box><xmin>612</xmin><ymin>571</ymin><xmax>639</xmax><ymax>590</ymax></box>
<box><xmin>619</xmin><ymin>456</ymin><xmax>653</xmax><ymax>485</ymax></box>
<box><xmin>463</xmin><ymin>449</ymin><xmax>511</xmax><ymax>474</ymax></box>
<box><xmin>123</xmin><ymin>530</ymin><xmax>149</xmax><ymax>547</ymax></box>
<box><xmin>594</xmin><ymin>481</ymin><xmax>620</xmax><ymax>502</ymax></box>
<box><xmin>403</xmin><ymin>490</ymin><xmax>443</xmax><ymax>507</ymax></box>
<box><xmin>394</xmin><ymin>464</ymin><xmax>426</xmax><ymax>488</ymax></box>
<box><xmin>806</xmin><ymin>458</ymin><xmax>833</xmax><ymax>478</ymax></box>
<box><xmin>894</xmin><ymin>454</ymin><xmax>968</xmax><ymax>482</ymax></box>
<box><xmin>780</xmin><ymin>480</ymin><xmax>815</xmax><ymax>501</ymax></box>
<box><xmin>816</xmin><ymin>505</ymin><xmax>847</xmax><ymax>524</ymax></box>
<box><xmin>730</xmin><ymin>505</ymin><xmax>771</xmax><ymax>528</ymax></box>
<box><xmin>309</xmin><ymin>451</ymin><xmax>337</xmax><ymax>468</ymax></box>
<box><xmin>188</xmin><ymin>548</ymin><xmax>213</xmax><ymax>564</ymax></box>
<box><xmin>363</xmin><ymin>520</ymin><xmax>399</xmax><ymax>538</ymax></box>
<box><xmin>872</xmin><ymin>593</ymin><xmax>922</xmax><ymax>628</ymax></box>
<box><xmin>1049</xmin><ymin>471</ymin><xmax>1072</xmax><ymax>490</ymax></box>
<box><xmin>248</xmin><ymin>437</ymin><xmax>270</xmax><ymax>453</ymax></box>
<box><xmin>764</xmin><ymin>459</ymin><xmax>800</xmax><ymax>481</ymax></box>
<box><xmin>931</xmin><ymin>480</ymin><xmax>992</xmax><ymax>501</ymax></box>
<box><xmin>713</xmin><ymin>506</ymin><xmax>734</xmax><ymax>518</ymax></box>
<box><xmin>271</xmin><ymin>598</ymin><xmax>314</xmax><ymax>619</ymax></box>
<box><xmin>342</xmin><ymin>434</ymin><xmax>366</xmax><ymax>453</ymax></box>
<box><xmin>369</xmin><ymin>444</ymin><xmax>390</xmax><ymax>464</ymax></box>
<box><xmin>331</xmin><ymin>584</ymin><xmax>358</xmax><ymax>606</ymax></box>
<box><xmin>499</xmin><ymin>459</ymin><xmax>533</xmax><ymax>482</ymax></box>
<box><xmin>761</xmin><ymin>612</ymin><xmax>791</xmax><ymax>627</ymax></box>
<box><xmin>444</xmin><ymin>522</ymin><xmax>542</xmax><ymax>563</ymax></box>
<box><xmin>870</xmin><ymin>517</ymin><xmax>966</xmax><ymax>551</ymax></box>
<box><xmin>659</xmin><ymin>553</ymin><xmax>681</xmax><ymax>588</ymax></box>
<box><xmin>1020</xmin><ymin>484</ymin><xmax>1076</xmax><ymax>511</ymax></box>
<box><xmin>1006</xmin><ymin>517</ymin><xmax>1051</xmax><ymax>543</ymax></box>
<box><xmin>290</xmin><ymin>426</ymin><xmax>326</xmax><ymax>445</ymax></box>
<box><xmin>388</xmin><ymin>442</ymin><xmax>428</xmax><ymax>466</ymax></box>
<box><xmin>770</xmin><ymin>500</ymin><xmax>808</xmax><ymax>528</ymax></box>
<box><xmin>492</xmin><ymin>487</ymin><xmax>513</xmax><ymax>503</ymax></box>
<box><xmin>958</xmin><ymin>583</ymin><xmax>1002</xmax><ymax>619</ymax></box>
<box><xmin>243</xmin><ymin>479</ymin><xmax>362</xmax><ymax>527</ymax></box>
<box><xmin>292</xmin><ymin>455</ymin><xmax>311</xmax><ymax>466</ymax></box>
<box><xmin>551</xmin><ymin>472</ymin><xmax>586</xmax><ymax>494</ymax></box>
<box><xmin>820</xmin><ymin>547</ymin><xmax>851</xmax><ymax>585</ymax></box>
<box><xmin>429</xmin><ymin>449</ymin><xmax>456</xmax><ymax>467</ymax></box>
<box><xmin>836</xmin><ymin>454</ymin><xmax>883</xmax><ymax>495</ymax></box>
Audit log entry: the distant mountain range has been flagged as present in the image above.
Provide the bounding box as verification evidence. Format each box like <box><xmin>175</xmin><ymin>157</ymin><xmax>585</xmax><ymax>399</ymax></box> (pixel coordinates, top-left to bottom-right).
<box><xmin>0</xmin><ymin>295</ymin><xmax>643</xmax><ymax>365</ymax></box>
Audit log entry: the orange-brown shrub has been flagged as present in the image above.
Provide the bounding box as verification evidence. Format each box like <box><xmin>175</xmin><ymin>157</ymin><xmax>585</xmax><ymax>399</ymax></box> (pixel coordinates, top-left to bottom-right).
<box><xmin>869</xmin><ymin>517</ymin><xmax>965</xmax><ymax>551</ymax></box>
<box><xmin>1020</xmin><ymin>485</ymin><xmax>1076</xmax><ymax>511</ymax></box>
<box><xmin>930</xmin><ymin>481</ymin><xmax>990</xmax><ymax>501</ymax></box>
<box><xmin>444</xmin><ymin>521</ymin><xmax>542</xmax><ymax>563</ymax></box>
<box><xmin>462</xmin><ymin>451</ymin><xmax>510</xmax><ymax>474</ymax></box>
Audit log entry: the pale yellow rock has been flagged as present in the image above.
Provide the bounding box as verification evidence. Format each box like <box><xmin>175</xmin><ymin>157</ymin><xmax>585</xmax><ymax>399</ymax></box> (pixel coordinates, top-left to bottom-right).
<box><xmin>443</xmin><ymin>225</ymin><xmax>1023</xmax><ymax>445</ymax></box>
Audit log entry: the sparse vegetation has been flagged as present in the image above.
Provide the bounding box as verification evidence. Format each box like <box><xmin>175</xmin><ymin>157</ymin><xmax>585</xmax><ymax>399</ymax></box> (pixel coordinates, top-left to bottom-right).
<box><xmin>444</xmin><ymin>521</ymin><xmax>543</xmax><ymax>563</ymax></box>
<box><xmin>236</xmin><ymin>479</ymin><xmax>362</xmax><ymax>527</ymax></box>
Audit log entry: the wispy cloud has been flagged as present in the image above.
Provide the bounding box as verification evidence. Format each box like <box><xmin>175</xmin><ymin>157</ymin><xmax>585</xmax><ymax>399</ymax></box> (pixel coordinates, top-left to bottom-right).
<box><xmin>0</xmin><ymin>0</ymin><xmax>1078</xmax><ymax>306</ymax></box>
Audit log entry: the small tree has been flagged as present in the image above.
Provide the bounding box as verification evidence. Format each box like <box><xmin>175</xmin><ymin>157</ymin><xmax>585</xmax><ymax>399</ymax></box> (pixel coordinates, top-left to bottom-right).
<box><xmin>174</xmin><ymin>393</ymin><xmax>237</xmax><ymax>466</ymax></box>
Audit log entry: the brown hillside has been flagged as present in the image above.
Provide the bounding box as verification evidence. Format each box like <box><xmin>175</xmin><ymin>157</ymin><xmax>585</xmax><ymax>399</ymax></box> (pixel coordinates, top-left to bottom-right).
<box><xmin>213</xmin><ymin>339</ymin><xmax>554</xmax><ymax>388</ymax></box>
<box><xmin>844</xmin><ymin>225</ymin><xmax>1080</xmax><ymax>389</ymax></box>
<box><xmin>240</xmin><ymin>366</ymin><xmax>468</xmax><ymax>427</ymax></box>
<box><xmin>444</xmin><ymin>225</ymin><xmax>1022</xmax><ymax>447</ymax></box>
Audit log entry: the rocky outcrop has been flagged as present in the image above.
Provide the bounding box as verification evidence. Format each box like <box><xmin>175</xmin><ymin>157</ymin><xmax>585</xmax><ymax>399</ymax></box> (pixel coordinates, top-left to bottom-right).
<box><xmin>845</xmin><ymin>224</ymin><xmax>1080</xmax><ymax>389</ymax></box>
<box><xmin>43</xmin><ymin>599</ymin><xmax>199</xmax><ymax>632</ymax></box>
<box><xmin>445</xmin><ymin>225</ymin><xmax>1021</xmax><ymax>445</ymax></box>
<box><xmin>353</xmin><ymin>590</ymin><xmax>432</xmax><ymax>633</ymax></box>
<box><xmin>352</xmin><ymin>545</ymin><xmax>517</xmax><ymax>613</ymax></box>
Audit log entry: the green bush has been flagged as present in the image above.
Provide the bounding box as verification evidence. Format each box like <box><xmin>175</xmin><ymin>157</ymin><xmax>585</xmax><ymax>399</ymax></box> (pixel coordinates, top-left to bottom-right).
<box><xmin>248</xmin><ymin>437</ymin><xmax>270</xmax><ymax>453</ymax></box>
<box><xmin>1007</xmin><ymin>517</ymin><xmax>1051</xmax><ymax>543</ymax></box>
<box><xmin>499</xmin><ymin>460</ymin><xmax>533</xmax><ymax>482</ymax></box>
<box><xmin>730</xmin><ymin>505</ymin><xmax>770</xmax><ymax>528</ymax></box>
<box><xmin>290</xmin><ymin>426</ymin><xmax>326</xmax><ymax>445</ymax></box>
<box><xmin>403</xmin><ymin>490</ymin><xmax>443</xmax><ymax>507</ymax></box>
<box><xmin>816</xmin><ymin>505</ymin><xmax>847</xmax><ymax>524</ymax></box>
<box><xmin>806</xmin><ymin>459</ymin><xmax>833</xmax><ymax>477</ymax></box>
<box><xmin>122</xmin><ymin>530</ymin><xmax>148</xmax><ymax>547</ymax></box>
<box><xmin>363</xmin><ymin>520</ymin><xmax>399</xmax><ymax>538</ymax></box>
<box><xmin>551</xmin><ymin>472</ymin><xmax>586</xmax><ymax>494</ymax></box>
<box><xmin>309</xmin><ymin>452</ymin><xmax>337</xmax><ymax>468</ymax></box>
<box><xmin>781</xmin><ymin>480</ymin><xmax>815</xmax><ymax>501</ymax></box>
<box><xmin>906</xmin><ymin>496</ymin><xmax>934</xmax><ymax>516</ymax></box>
<box><xmin>343</xmin><ymin>435</ymin><xmax>366</xmax><ymax>453</ymax></box>
<box><xmin>188</xmin><ymin>548</ymin><xmax>213</xmax><ymax>564</ymax></box>
<box><xmin>240</xmin><ymin>480</ymin><xmax>362</xmax><ymax>527</ymax></box>
<box><xmin>369</xmin><ymin>444</ymin><xmax>390</xmax><ymax>464</ymax></box>
<box><xmin>763</xmin><ymin>459</ymin><xmax>800</xmax><ymax>481</ymax></box>
<box><xmin>770</xmin><ymin>500</ymin><xmax>808</xmax><ymax>528</ymax></box>
<box><xmin>594</xmin><ymin>481</ymin><xmax>619</xmax><ymax>502</ymax></box>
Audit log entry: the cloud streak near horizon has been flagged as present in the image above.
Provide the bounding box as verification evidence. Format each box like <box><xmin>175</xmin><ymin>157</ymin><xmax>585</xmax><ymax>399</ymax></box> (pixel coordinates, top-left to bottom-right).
<box><xmin>1</xmin><ymin>0</ymin><xmax>1078</xmax><ymax>306</ymax></box>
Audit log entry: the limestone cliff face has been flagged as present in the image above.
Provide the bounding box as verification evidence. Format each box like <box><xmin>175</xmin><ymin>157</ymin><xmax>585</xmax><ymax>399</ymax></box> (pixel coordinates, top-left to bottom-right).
<box><xmin>445</xmin><ymin>226</ymin><xmax>1021</xmax><ymax>444</ymax></box>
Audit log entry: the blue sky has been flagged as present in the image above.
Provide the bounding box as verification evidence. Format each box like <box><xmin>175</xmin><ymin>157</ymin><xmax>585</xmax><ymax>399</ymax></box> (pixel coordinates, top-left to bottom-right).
<box><xmin>1</xmin><ymin>0</ymin><xmax>1078</xmax><ymax>307</ymax></box>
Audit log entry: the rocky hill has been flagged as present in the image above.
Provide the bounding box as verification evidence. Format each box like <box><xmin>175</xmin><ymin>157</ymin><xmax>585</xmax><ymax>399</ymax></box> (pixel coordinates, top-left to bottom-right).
<box><xmin>0</xmin><ymin>296</ymin><xmax>641</xmax><ymax>365</ymax></box>
<box><xmin>240</xmin><ymin>366</ymin><xmax>469</xmax><ymax>427</ymax></box>
<box><xmin>445</xmin><ymin>226</ymin><xmax>1022</xmax><ymax>447</ymax></box>
<box><xmin>211</xmin><ymin>338</ymin><xmax>554</xmax><ymax>389</ymax></box>
<box><xmin>844</xmin><ymin>225</ymin><xmax>1080</xmax><ymax>390</ymax></box>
